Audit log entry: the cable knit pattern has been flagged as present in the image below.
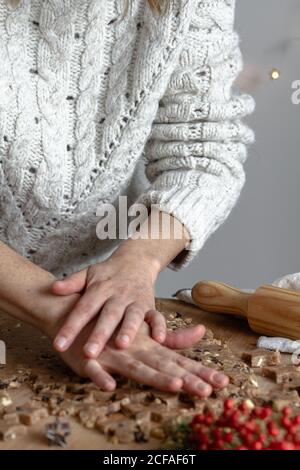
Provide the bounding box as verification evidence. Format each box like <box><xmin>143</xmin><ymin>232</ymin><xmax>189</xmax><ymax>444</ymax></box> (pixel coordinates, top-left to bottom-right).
<box><xmin>33</xmin><ymin>0</ymin><xmax>75</xmax><ymax>211</ymax></box>
<box><xmin>0</xmin><ymin>0</ymin><xmax>255</xmax><ymax>276</ymax></box>
<box><xmin>136</xmin><ymin>0</ymin><xmax>255</xmax><ymax>268</ymax></box>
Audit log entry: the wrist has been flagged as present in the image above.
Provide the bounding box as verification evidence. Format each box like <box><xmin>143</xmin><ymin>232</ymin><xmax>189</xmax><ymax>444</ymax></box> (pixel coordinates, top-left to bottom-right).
<box><xmin>110</xmin><ymin>240</ymin><xmax>162</xmax><ymax>283</ymax></box>
<box><xmin>0</xmin><ymin>272</ymin><xmax>59</xmax><ymax>336</ymax></box>
<box><xmin>28</xmin><ymin>286</ymin><xmax>80</xmax><ymax>340</ymax></box>
<box><xmin>37</xmin><ymin>296</ymin><xmax>80</xmax><ymax>340</ymax></box>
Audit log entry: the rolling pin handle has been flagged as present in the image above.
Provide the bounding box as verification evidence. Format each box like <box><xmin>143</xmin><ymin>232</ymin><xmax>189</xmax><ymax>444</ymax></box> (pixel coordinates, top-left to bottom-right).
<box><xmin>191</xmin><ymin>281</ymin><xmax>250</xmax><ymax>317</ymax></box>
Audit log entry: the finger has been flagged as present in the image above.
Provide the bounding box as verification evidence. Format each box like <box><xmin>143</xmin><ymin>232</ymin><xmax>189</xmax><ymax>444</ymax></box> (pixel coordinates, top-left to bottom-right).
<box><xmin>174</xmin><ymin>354</ymin><xmax>229</xmax><ymax>389</ymax></box>
<box><xmin>181</xmin><ymin>373</ymin><xmax>212</xmax><ymax>397</ymax></box>
<box><xmin>140</xmin><ymin>350</ymin><xmax>212</xmax><ymax>397</ymax></box>
<box><xmin>145</xmin><ymin>309</ymin><xmax>167</xmax><ymax>343</ymax></box>
<box><xmin>82</xmin><ymin>359</ymin><xmax>116</xmax><ymax>391</ymax></box>
<box><xmin>116</xmin><ymin>355</ymin><xmax>183</xmax><ymax>392</ymax></box>
<box><xmin>83</xmin><ymin>299</ymin><xmax>126</xmax><ymax>357</ymax></box>
<box><xmin>53</xmin><ymin>284</ymin><xmax>109</xmax><ymax>352</ymax></box>
<box><xmin>115</xmin><ymin>304</ymin><xmax>145</xmax><ymax>349</ymax></box>
<box><xmin>164</xmin><ymin>324</ymin><xmax>206</xmax><ymax>350</ymax></box>
<box><xmin>52</xmin><ymin>269</ymin><xmax>87</xmax><ymax>295</ymax></box>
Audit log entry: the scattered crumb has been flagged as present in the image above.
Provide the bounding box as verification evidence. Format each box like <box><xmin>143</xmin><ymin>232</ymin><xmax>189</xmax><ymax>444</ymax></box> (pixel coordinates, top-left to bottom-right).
<box><xmin>1</xmin><ymin>301</ymin><xmax>300</xmax><ymax>448</ymax></box>
<box><xmin>242</xmin><ymin>349</ymin><xmax>281</xmax><ymax>367</ymax></box>
<box><xmin>0</xmin><ymin>422</ymin><xmax>27</xmax><ymax>441</ymax></box>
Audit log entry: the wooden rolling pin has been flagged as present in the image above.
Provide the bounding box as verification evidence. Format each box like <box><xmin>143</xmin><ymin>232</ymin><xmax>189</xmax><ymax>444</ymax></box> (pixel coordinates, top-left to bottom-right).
<box><xmin>191</xmin><ymin>280</ymin><xmax>300</xmax><ymax>340</ymax></box>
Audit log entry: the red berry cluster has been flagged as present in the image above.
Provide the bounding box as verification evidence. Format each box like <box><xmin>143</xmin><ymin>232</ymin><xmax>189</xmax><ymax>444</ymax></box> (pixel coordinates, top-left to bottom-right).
<box><xmin>188</xmin><ymin>399</ymin><xmax>300</xmax><ymax>450</ymax></box>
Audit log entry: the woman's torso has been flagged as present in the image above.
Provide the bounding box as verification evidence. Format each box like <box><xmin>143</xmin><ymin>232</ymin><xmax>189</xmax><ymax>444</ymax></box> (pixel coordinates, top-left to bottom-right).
<box><xmin>0</xmin><ymin>0</ymin><xmax>193</xmax><ymax>275</ymax></box>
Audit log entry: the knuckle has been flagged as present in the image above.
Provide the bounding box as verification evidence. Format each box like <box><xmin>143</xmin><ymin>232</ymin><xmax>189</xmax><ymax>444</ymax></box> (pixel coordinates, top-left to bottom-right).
<box><xmin>176</xmin><ymin>356</ymin><xmax>190</xmax><ymax>368</ymax></box>
<box><xmin>89</xmin><ymin>278</ymin><xmax>103</xmax><ymax>289</ymax></box>
<box><xmin>120</xmin><ymin>325</ymin><xmax>137</xmax><ymax>337</ymax></box>
<box><xmin>90</xmin><ymin>278</ymin><xmax>110</xmax><ymax>294</ymax></box>
<box><xmin>103</xmin><ymin>307</ymin><xmax>122</xmax><ymax>322</ymax></box>
<box><xmin>147</xmin><ymin>309</ymin><xmax>162</xmax><ymax>320</ymax></box>
<box><xmin>127</xmin><ymin>302</ymin><xmax>145</xmax><ymax>314</ymax></box>
<box><xmin>120</xmin><ymin>289</ymin><xmax>132</xmax><ymax>299</ymax></box>
<box><xmin>100</xmin><ymin>279</ymin><xmax>115</xmax><ymax>292</ymax></box>
<box><xmin>110</xmin><ymin>282</ymin><xmax>131</xmax><ymax>296</ymax></box>
<box><xmin>128</xmin><ymin>360</ymin><xmax>142</xmax><ymax>373</ymax></box>
<box><xmin>107</xmin><ymin>294</ymin><xmax>125</xmax><ymax>305</ymax></box>
<box><xmin>60</xmin><ymin>324</ymin><xmax>77</xmax><ymax>338</ymax></box>
<box><xmin>197</xmin><ymin>365</ymin><xmax>210</xmax><ymax>377</ymax></box>
<box><xmin>90</xmin><ymin>330</ymin><xmax>108</xmax><ymax>343</ymax></box>
<box><xmin>182</xmin><ymin>373</ymin><xmax>195</xmax><ymax>385</ymax></box>
<box><xmin>126</xmin><ymin>309</ymin><xmax>145</xmax><ymax>321</ymax></box>
<box><xmin>153</xmin><ymin>372</ymin><xmax>164</xmax><ymax>384</ymax></box>
<box><xmin>161</xmin><ymin>359</ymin><xmax>173</xmax><ymax>371</ymax></box>
<box><xmin>148</xmin><ymin>307</ymin><xmax>159</xmax><ymax>314</ymax></box>
<box><xmin>78</xmin><ymin>303</ymin><xmax>94</xmax><ymax>319</ymax></box>
<box><xmin>91</xmin><ymin>278</ymin><xmax>108</xmax><ymax>291</ymax></box>
<box><xmin>165</xmin><ymin>376</ymin><xmax>179</xmax><ymax>389</ymax></box>
<box><xmin>153</xmin><ymin>358</ymin><xmax>162</xmax><ymax>370</ymax></box>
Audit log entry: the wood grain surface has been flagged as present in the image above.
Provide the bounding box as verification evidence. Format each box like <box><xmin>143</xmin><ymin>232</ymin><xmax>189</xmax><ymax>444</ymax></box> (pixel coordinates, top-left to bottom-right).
<box><xmin>0</xmin><ymin>298</ymin><xmax>286</xmax><ymax>450</ymax></box>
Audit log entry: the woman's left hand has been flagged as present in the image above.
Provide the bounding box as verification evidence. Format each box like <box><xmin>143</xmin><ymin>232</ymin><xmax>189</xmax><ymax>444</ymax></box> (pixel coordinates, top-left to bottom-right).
<box><xmin>51</xmin><ymin>248</ymin><xmax>165</xmax><ymax>358</ymax></box>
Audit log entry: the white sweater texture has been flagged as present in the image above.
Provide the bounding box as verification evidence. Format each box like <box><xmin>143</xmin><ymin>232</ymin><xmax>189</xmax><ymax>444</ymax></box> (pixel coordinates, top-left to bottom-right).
<box><xmin>0</xmin><ymin>0</ymin><xmax>255</xmax><ymax>276</ymax></box>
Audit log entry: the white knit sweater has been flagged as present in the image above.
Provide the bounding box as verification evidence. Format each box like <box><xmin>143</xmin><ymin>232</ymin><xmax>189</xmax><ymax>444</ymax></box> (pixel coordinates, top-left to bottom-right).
<box><xmin>0</xmin><ymin>0</ymin><xmax>255</xmax><ymax>277</ymax></box>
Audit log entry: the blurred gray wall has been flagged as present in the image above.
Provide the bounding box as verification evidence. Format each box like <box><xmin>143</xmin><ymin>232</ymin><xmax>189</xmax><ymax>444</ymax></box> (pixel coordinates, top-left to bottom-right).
<box><xmin>156</xmin><ymin>0</ymin><xmax>300</xmax><ymax>296</ymax></box>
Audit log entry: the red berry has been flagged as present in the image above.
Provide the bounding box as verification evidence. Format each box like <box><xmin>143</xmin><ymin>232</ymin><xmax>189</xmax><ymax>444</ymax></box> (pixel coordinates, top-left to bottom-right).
<box><xmin>257</xmin><ymin>433</ymin><xmax>266</xmax><ymax>443</ymax></box>
<box><xmin>214</xmin><ymin>439</ymin><xmax>224</xmax><ymax>449</ymax></box>
<box><xmin>205</xmin><ymin>413</ymin><xmax>214</xmax><ymax>425</ymax></box>
<box><xmin>292</xmin><ymin>432</ymin><xmax>300</xmax><ymax>444</ymax></box>
<box><xmin>197</xmin><ymin>431</ymin><xmax>209</xmax><ymax>444</ymax></box>
<box><xmin>213</xmin><ymin>428</ymin><xmax>222</xmax><ymax>439</ymax></box>
<box><xmin>288</xmin><ymin>425</ymin><xmax>298</xmax><ymax>435</ymax></box>
<box><xmin>192</xmin><ymin>414</ymin><xmax>205</xmax><ymax>425</ymax></box>
<box><xmin>239</xmin><ymin>428</ymin><xmax>248</xmax><ymax>438</ymax></box>
<box><xmin>197</xmin><ymin>443</ymin><xmax>208</xmax><ymax>450</ymax></box>
<box><xmin>278</xmin><ymin>442</ymin><xmax>295</xmax><ymax>450</ymax></box>
<box><xmin>260</xmin><ymin>407</ymin><xmax>272</xmax><ymax>419</ymax></box>
<box><xmin>229</xmin><ymin>410</ymin><xmax>241</xmax><ymax>426</ymax></box>
<box><xmin>243</xmin><ymin>434</ymin><xmax>254</xmax><ymax>447</ymax></box>
<box><xmin>268</xmin><ymin>442</ymin><xmax>281</xmax><ymax>450</ymax></box>
<box><xmin>282</xmin><ymin>416</ymin><xmax>292</xmax><ymax>429</ymax></box>
<box><xmin>245</xmin><ymin>421</ymin><xmax>257</xmax><ymax>432</ymax></box>
<box><xmin>252</xmin><ymin>407</ymin><xmax>262</xmax><ymax>418</ymax></box>
<box><xmin>224</xmin><ymin>399</ymin><xmax>235</xmax><ymax>411</ymax></box>
<box><xmin>252</xmin><ymin>440</ymin><xmax>263</xmax><ymax>450</ymax></box>
<box><xmin>224</xmin><ymin>431</ymin><xmax>234</xmax><ymax>443</ymax></box>
<box><xmin>238</xmin><ymin>402</ymin><xmax>250</xmax><ymax>413</ymax></box>
<box><xmin>267</xmin><ymin>422</ymin><xmax>279</xmax><ymax>437</ymax></box>
<box><xmin>293</xmin><ymin>415</ymin><xmax>300</xmax><ymax>425</ymax></box>
<box><xmin>282</xmin><ymin>406</ymin><xmax>292</xmax><ymax>416</ymax></box>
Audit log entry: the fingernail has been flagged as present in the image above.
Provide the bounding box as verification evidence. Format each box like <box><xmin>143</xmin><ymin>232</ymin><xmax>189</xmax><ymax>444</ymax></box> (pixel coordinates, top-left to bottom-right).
<box><xmin>104</xmin><ymin>381</ymin><xmax>115</xmax><ymax>391</ymax></box>
<box><xmin>156</xmin><ymin>331</ymin><xmax>165</xmax><ymax>342</ymax></box>
<box><xmin>214</xmin><ymin>373</ymin><xmax>226</xmax><ymax>385</ymax></box>
<box><xmin>85</xmin><ymin>343</ymin><xmax>99</xmax><ymax>355</ymax></box>
<box><xmin>119</xmin><ymin>335</ymin><xmax>130</xmax><ymax>344</ymax></box>
<box><xmin>55</xmin><ymin>336</ymin><xmax>68</xmax><ymax>350</ymax></box>
<box><xmin>169</xmin><ymin>378</ymin><xmax>182</xmax><ymax>390</ymax></box>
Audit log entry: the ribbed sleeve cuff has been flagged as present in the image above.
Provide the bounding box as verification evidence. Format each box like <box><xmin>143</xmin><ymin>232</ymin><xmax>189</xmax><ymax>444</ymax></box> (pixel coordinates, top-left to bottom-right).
<box><xmin>136</xmin><ymin>176</ymin><xmax>243</xmax><ymax>271</ymax></box>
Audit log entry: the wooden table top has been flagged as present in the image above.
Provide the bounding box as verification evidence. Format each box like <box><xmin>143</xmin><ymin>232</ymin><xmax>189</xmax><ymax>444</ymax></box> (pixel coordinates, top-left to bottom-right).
<box><xmin>0</xmin><ymin>299</ymin><xmax>279</xmax><ymax>450</ymax></box>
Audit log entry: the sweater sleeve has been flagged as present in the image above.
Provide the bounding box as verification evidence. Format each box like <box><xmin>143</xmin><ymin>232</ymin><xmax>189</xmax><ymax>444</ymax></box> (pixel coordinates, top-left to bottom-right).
<box><xmin>135</xmin><ymin>0</ymin><xmax>255</xmax><ymax>271</ymax></box>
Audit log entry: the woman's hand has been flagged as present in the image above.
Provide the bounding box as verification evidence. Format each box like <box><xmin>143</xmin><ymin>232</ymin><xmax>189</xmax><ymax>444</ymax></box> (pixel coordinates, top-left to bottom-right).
<box><xmin>0</xmin><ymin>240</ymin><xmax>229</xmax><ymax>397</ymax></box>
<box><xmin>51</xmin><ymin>248</ymin><xmax>165</xmax><ymax>358</ymax></box>
<box><xmin>54</xmin><ymin>320</ymin><xmax>229</xmax><ymax>397</ymax></box>
<box><xmin>52</xmin><ymin>210</ymin><xmax>191</xmax><ymax>358</ymax></box>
